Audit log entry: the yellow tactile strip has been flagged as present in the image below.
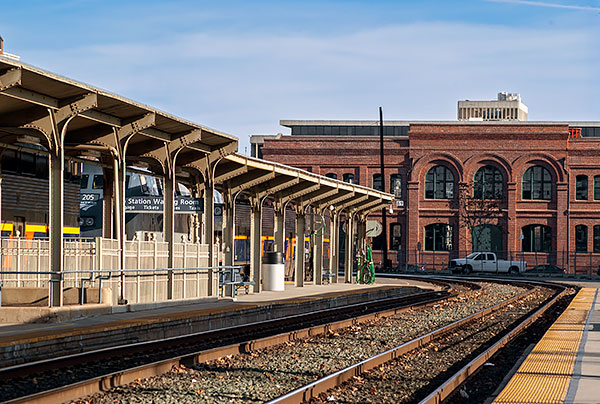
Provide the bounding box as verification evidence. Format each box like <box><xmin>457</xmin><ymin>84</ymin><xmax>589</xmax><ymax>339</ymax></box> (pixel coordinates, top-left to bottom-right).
<box><xmin>493</xmin><ymin>288</ymin><xmax>596</xmax><ymax>404</ymax></box>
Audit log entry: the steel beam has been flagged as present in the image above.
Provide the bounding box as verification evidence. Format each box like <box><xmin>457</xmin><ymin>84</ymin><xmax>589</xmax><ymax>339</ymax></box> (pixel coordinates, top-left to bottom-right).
<box><xmin>0</xmin><ymin>67</ymin><xmax>22</xmax><ymax>91</ymax></box>
<box><xmin>337</xmin><ymin>194</ymin><xmax>369</xmax><ymax>211</ymax></box>
<box><xmin>228</xmin><ymin>170</ymin><xmax>276</xmax><ymax>195</ymax></box>
<box><xmin>214</xmin><ymin>164</ymin><xmax>248</xmax><ymax>184</ymax></box>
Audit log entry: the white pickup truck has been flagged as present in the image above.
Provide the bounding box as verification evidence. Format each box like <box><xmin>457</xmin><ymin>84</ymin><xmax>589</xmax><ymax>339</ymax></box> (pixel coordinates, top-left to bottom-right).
<box><xmin>449</xmin><ymin>252</ymin><xmax>526</xmax><ymax>274</ymax></box>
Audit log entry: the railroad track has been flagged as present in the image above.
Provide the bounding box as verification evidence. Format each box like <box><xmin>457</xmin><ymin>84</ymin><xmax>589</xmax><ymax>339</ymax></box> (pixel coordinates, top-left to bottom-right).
<box><xmin>267</xmin><ymin>279</ymin><xmax>568</xmax><ymax>404</ymax></box>
<box><xmin>1</xmin><ymin>277</ymin><xmax>461</xmax><ymax>404</ymax></box>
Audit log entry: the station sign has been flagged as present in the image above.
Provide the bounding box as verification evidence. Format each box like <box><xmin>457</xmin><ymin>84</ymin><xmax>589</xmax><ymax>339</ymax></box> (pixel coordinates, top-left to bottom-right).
<box><xmin>125</xmin><ymin>196</ymin><xmax>223</xmax><ymax>216</ymax></box>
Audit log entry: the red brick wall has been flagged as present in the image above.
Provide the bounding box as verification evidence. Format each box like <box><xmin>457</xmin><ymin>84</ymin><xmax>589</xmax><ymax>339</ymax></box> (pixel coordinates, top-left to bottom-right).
<box><xmin>261</xmin><ymin>123</ymin><xmax>600</xmax><ymax>272</ymax></box>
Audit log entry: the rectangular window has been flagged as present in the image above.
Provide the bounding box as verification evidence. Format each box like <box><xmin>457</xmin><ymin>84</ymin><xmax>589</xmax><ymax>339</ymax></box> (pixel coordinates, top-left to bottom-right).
<box><xmin>594</xmin><ymin>225</ymin><xmax>600</xmax><ymax>253</ymax></box>
<box><xmin>390</xmin><ymin>223</ymin><xmax>401</xmax><ymax>250</ymax></box>
<box><xmin>576</xmin><ymin>225</ymin><xmax>588</xmax><ymax>252</ymax></box>
<box><xmin>80</xmin><ymin>174</ymin><xmax>89</xmax><ymax>189</ymax></box>
<box><xmin>92</xmin><ymin>175</ymin><xmax>104</xmax><ymax>189</ymax></box>
<box><xmin>342</xmin><ymin>173</ymin><xmax>354</xmax><ymax>184</ymax></box>
<box><xmin>390</xmin><ymin>174</ymin><xmax>402</xmax><ymax>198</ymax></box>
<box><xmin>594</xmin><ymin>176</ymin><xmax>600</xmax><ymax>200</ymax></box>
<box><xmin>372</xmin><ymin>174</ymin><xmax>382</xmax><ymax>191</ymax></box>
<box><xmin>576</xmin><ymin>176</ymin><xmax>588</xmax><ymax>200</ymax></box>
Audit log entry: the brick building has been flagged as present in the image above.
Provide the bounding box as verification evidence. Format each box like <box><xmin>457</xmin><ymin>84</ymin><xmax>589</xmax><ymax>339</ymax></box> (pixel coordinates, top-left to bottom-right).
<box><xmin>254</xmin><ymin>120</ymin><xmax>600</xmax><ymax>274</ymax></box>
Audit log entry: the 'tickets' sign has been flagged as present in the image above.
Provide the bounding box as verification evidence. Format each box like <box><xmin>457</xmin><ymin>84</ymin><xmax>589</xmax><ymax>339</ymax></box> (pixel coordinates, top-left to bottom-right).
<box><xmin>125</xmin><ymin>196</ymin><xmax>205</xmax><ymax>213</ymax></box>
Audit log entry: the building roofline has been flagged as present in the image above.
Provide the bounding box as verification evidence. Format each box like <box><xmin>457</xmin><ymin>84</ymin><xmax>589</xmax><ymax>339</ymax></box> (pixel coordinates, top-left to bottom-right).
<box><xmin>280</xmin><ymin>120</ymin><xmax>599</xmax><ymax>127</ymax></box>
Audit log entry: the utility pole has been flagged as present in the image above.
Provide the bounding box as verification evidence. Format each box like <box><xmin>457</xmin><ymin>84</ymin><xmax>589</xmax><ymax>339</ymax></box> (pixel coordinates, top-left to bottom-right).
<box><xmin>379</xmin><ymin>107</ymin><xmax>389</xmax><ymax>269</ymax></box>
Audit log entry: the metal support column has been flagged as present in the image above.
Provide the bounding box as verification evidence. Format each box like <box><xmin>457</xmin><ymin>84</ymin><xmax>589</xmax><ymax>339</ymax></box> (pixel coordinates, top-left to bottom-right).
<box><xmin>273</xmin><ymin>201</ymin><xmax>285</xmax><ymax>254</ymax></box>
<box><xmin>203</xmin><ymin>175</ymin><xmax>215</xmax><ymax>296</ymax></box>
<box><xmin>222</xmin><ymin>191</ymin><xmax>235</xmax><ymax>267</ymax></box>
<box><xmin>295</xmin><ymin>208</ymin><xmax>306</xmax><ymax>287</ymax></box>
<box><xmin>330</xmin><ymin>210</ymin><xmax>339</xmax><ymax>283</ymax></box>
<box><xmin>250</xmin><ymin>197</ymin><xmax>262</xmax><ymax>293</ymax></box>
<box><xmin>49</xmin><ymin>149</ymin><xmax>64</xmax><ymax>306</ymax></box>
<box><xmin>344</xmin><ymin>212</ymin><xmax>354</xmax><ymax>284</ymax></box>
<box><xmin>313</xmin><ymin>208</ymin><xmax>323</xmax><ymax>285</ymax></box>
<box><xmin>164</xmin><ymin>170</ymin><xmax>175</xmax><ymax>299</ymax></box>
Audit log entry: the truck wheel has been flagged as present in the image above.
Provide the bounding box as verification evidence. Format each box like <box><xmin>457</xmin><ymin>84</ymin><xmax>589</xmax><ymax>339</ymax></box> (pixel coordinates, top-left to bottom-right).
<box><xmin>508</xmin><ymin>266</ymin><xmax>519</xmax><ymax>274</ymax></box>
<box><xmin>464</xmin><ymin>265</ymin><xmax>472</xmax><ymax>274</ymax></box>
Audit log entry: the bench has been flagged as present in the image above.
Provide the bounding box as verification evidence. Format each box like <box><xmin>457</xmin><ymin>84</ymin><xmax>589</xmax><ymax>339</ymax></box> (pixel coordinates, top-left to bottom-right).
<box><xmin>322</xmin><ymin>268</ymin><xmax>336</xmax><ymax>284</ymax></box>
<box><xmin>218</xmin><ymin>268</ymin><xmax>255</xmax><ymax>298</ymax></box>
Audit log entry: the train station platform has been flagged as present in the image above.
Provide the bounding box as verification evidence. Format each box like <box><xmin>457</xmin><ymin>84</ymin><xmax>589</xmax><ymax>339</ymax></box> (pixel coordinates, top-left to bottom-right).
<box><xmin>492</xmin><ymin>287</ymin><xmax>600</xmax><ymax>404</ymax></box>
<box><xmin>0</xmin><ymin>278</ymin><xmax>437</xmax><ymax>367</ymax></box>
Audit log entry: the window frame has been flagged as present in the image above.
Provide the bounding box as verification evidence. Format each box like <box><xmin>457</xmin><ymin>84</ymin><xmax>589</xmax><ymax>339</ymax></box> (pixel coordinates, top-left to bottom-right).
<box><xmin>521</xmin><ymin>224</ymin><xmax>552</xmax><ymax>253</ymax></box>
<box><xmin>576</xmin><ymin>175</ymin><xmax>588</xmax><ymax>201</ymax></box>
<box><xmin>424</xmin><ymin>223</ymin><xmax>454</xmax><ymax>251</ymax></box>
<box><xmin>473</xmin><ymin>165</ymin><xmax>503</xmax><ymax>200</ymax></box>
<box><xmin>522</xmin><ymin>166</ymin><xmax>552</xmax><ymax>201</ymax></box>
<box><xmin>425</xmin><ymin>165</ymin><xmax>455</xmax><ymax>200</ymax></box>
<box><xmin>575</xmin><ymin>224</ymin><xmax>588</xmax><ymax>252</ymax></box>
<box><xmin>372</xmin><ymin>173</ymin><xmax>382</xmax><ymax>191</ymax></box>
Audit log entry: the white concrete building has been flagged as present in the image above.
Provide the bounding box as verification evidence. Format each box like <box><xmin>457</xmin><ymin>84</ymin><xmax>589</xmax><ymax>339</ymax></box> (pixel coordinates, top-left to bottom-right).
<box><xmin>458</xmin><ymin>92</ymin><xmax>528</xmax><ymax>121</ymax></box>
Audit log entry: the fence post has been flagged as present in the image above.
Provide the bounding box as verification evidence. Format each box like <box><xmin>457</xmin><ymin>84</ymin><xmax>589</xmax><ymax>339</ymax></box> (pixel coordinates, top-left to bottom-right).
<box><xmin>16</xmin><ymin>237</ymin><xmax>21</xmax><ymax>286</ymax></box>
<box><xmin>37</xmin><ymin>239</ymin><xmax>42</xmax><ymax>287</ymax></box>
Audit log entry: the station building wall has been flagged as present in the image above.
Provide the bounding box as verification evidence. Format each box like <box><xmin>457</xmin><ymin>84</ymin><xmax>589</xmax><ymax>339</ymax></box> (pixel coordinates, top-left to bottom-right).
<box><xmin>260</xmin><ymin>123</ymin><xmax>600</xmax><ymax>272</ymax></box>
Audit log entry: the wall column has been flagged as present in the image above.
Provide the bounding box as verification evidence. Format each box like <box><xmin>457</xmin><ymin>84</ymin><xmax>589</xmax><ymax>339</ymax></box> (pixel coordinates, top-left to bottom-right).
<box><xmin>406</xmin><ymin>181</ymin><xmax>420</xmax><ymax>264</ymax></box>
<box><xmin>250</xmin><ymin>197</ymin><xmax>262</xmax><ymax>293</ymax></box>
<box><xmin>295</xmin><ymin>207</ymin><xmax>306</xmax><ymax>287</ymax></box>
<box><xmin>556</xmin><ymin>182</ymin><xmax>569</xmax><ymax>269</ymax></box>
<box><xmin>506</xmin><ymin>182</ymin><xmax>518</xmax><ymax>256</ymax></box>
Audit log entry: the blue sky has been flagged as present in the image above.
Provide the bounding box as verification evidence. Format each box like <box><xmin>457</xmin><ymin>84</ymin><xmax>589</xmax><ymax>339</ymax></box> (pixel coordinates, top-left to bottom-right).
<box><xmin>2</xmin><ymin>0</ymin><xmax>599</xmax><ymax>154</ymax></box>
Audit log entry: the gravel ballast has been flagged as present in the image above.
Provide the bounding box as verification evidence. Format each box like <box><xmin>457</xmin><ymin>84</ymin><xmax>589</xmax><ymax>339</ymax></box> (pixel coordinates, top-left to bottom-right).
<box><xmin>72</xmin><ymin>282</ymin><xmax>534</xmax><ymax>404</ymax></box>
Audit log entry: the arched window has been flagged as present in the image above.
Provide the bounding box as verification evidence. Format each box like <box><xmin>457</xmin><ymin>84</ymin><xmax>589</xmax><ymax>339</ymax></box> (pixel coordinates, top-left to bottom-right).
<box><xmin>473</xmin><ymin>165</ymin><xmax>503</xmax><ymax>200</ymax></box>
<box><xmin>521</xmin><ymin>224</ymin><xmax>552</xmax><ymax>252</ymax></box>
<box><xmin>575</xmin><ymin>225</ymin><xmax>588</xmax><ymax>252</ymax></box>
<box><xmin>522</xmin><ymin>166</ymin><xmax>552</xmax><ymax>200</ymax></box>
<box><xmin>594</xmin><ymin>176</ymin><xmax>600</xmax><ymax>200</ymax></box>
<box><xmin>576</xmin><ymin>175</ymin><xmax>588</xmax><ymax>200</ymax></box>
<box><xmin>424</xmin><ymin>223</ymin><xmax>453</xmax><ymax>251</ymax></box>
<box><xmin>325</xmin><ymin>173</ymin><xmax>337</xmax><ymax>180</ymax></box>
<box><xmin>425</xmin><ymin>165</ymin><xmax>454</xmax><ymax>199</ymax></box>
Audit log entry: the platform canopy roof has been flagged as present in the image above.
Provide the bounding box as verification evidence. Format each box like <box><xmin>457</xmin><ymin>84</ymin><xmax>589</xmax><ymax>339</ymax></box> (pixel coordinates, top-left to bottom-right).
<box><xmin>0</xmin><ymin>56</ymin><xmax>238</xmax><ymax>174</ymax></box>
<box><xmin>217</xmin><ymin>153</ymin><xmax>394</xmax><ymax>214</ymax></box>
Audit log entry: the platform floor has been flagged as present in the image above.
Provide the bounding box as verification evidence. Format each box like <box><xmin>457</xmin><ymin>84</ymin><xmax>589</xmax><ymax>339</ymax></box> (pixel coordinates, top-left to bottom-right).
<box><xmin>0</xmin><ymin>277</ymin><xmax>433</xmax><ymax>350</ymax></box>
<box><xmin>493</xmin><ymin>287</ymin><xmax>600</xmax><ymax>404</ymax></box>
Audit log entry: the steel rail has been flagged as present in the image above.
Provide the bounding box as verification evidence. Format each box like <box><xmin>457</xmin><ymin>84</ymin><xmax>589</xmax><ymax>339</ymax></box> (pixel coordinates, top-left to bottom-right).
<box><xmin>264</xmin><ymin>282</ymin><xmax>563</xmax><ymax>404</ymax></box>
<box><xmin>418</xmin><ymin>283</ymin><xmax>568</xmax><ymax>404</ymax></box>
<box><xmin>3</xmin><ymin>279</ymin><xmax>463</xmax><ymax>404</ymax></box>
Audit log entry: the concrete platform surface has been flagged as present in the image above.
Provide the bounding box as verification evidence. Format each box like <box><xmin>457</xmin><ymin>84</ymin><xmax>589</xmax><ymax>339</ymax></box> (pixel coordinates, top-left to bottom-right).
<box><xmin>566</xmin><ymin>288</ymin><xmax>600</xmax><ymax>404</ymax></box>
<box><xmin>0</xmin><ymin>278</ymin><xmax>436</xmax><ymax>366</ymax></box>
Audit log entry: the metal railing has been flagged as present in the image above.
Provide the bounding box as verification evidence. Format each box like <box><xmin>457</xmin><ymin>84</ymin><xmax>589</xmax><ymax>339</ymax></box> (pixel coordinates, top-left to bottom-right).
<box><xmin>374</xmin><ymin>249</ymin><xmax>600</xmax><ymax>277</ymax></box>
<box><xmin>0</xmin><ymin>265</ymin><xmax>236</xmax><ymax>307</ymax></box>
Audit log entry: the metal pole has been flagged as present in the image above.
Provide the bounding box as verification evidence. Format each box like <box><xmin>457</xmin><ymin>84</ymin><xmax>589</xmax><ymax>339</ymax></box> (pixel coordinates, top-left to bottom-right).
<box><xmin>379</xmin><ymin>107</ymin><xmax>389</xmax><ymax>269</ymax></box>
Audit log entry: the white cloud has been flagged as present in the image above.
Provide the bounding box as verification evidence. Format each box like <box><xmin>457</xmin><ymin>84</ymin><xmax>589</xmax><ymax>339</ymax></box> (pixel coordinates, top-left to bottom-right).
<box><xmin>487</xmin><ymin>0</ymin><xmax>600</xmax><ymax>12</ymax></box>
<box><xmin>24</xmin><ymin>21</ymin><xmax>600</xmax><ymax>153</ymax></box>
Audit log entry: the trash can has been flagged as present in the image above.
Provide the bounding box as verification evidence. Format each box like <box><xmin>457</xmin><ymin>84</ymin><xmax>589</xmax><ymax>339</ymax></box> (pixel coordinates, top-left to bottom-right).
<box><xmin>263</xmin><ymin>251</ymin><xmax>285</xmax><ymax>291</ymax></box>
